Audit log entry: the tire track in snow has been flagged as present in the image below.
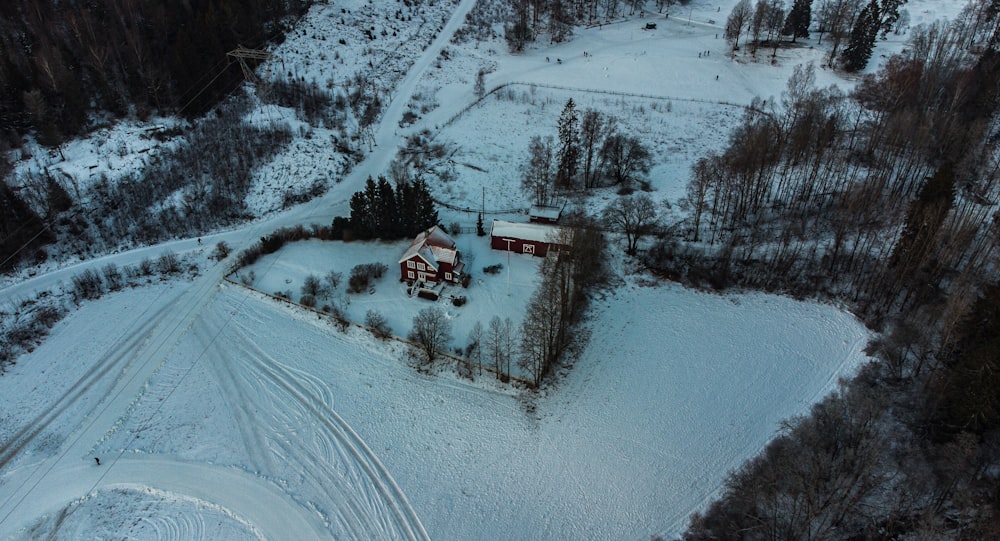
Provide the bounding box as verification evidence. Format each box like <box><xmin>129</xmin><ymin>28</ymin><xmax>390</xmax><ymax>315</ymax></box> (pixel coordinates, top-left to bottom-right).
<box><xmin>2</xmin><ymin>262</ymin><xmax>228</xmax><ymax>528</ymax></box>
<box><xmin>225</xmin><ymin>314</ymin><xmax>429</xmax><ymax>541</ymax></box>
<box><xmin>0</xmin><ymin>297</ymin><xmax>176</xmax><ymax>471</ymax></box>
<box><xmin>195</xmin><ymin>314</ymin><xmax>277</xmax><ymax>475</ymax></box>
<box><xmin>198</xmin><ymin>298</ymin><xmax>399</xmax><ymax>538</ymax></box>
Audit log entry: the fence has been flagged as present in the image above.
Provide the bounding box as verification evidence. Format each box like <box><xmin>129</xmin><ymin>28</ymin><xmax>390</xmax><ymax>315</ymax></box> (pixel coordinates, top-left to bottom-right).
<box><xmin>224</xmin><ymin>274</ymin><xmax>534</xmax><ymax>387</ymax></box>
<box><xmin>435</xmin><ymin>80</ymin><xmax>769</xmax><ymax>136</ymax></box>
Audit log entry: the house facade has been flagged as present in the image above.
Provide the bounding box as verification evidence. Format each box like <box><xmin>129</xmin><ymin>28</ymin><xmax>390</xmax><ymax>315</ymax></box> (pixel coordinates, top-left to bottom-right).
<box><xmin>489</xmin><ymin>220</ymin><xmax>569</xmax><ymax>257</ymax></box>
<box><xmin>398</xmin><ymin>226</ymin><xmax>466</xmax><ymax>285</ymax></box>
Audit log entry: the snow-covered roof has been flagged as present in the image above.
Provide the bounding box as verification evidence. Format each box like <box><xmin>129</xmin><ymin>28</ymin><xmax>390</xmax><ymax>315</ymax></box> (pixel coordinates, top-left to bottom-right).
<box><xmin>490</xmin><ymin>220</ymin><xmax>569</xmax><ymax>244</ymax></box>
<box><xmin>529</xmin><ymin>205</ymin><xmax>562</xmax><ymax>221</ymax></box>
<box><xmin>398</xmin><ymin>226</ymin><xmax>457</xmax><ymax>266</ymax></box>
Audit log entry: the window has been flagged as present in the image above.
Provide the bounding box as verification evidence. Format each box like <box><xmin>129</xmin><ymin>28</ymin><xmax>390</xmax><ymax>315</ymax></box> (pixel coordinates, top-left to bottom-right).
<box><xmin>407</xmin><ymin>260</ymin><xmax>415</xmax><ymax>269</ymax></box>
<box><xmin>445</xmin><ymin>272</ymin><xmax>452</xmax><ymax>281</ymax></box>
<box><xmin>417</xmin><ymin>262</ymin><xmax>425</xmax><ymax>271</ymax></box>
<box><xmin>407</xmin><ymin>271</ymin><xmax>414</xmax><ymax>279</ymax></box>
<box><xmin>523</xmin><ymin>243</ymin><xmax>535</xmax><ymax>255</ymax></box>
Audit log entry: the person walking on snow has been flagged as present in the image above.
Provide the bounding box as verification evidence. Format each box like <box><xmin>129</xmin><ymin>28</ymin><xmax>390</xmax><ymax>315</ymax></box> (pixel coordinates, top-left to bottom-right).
<box><xmin>94</xmin><ymin>457</ymin><xmax>101</xmax><ymax>466</ymax></box>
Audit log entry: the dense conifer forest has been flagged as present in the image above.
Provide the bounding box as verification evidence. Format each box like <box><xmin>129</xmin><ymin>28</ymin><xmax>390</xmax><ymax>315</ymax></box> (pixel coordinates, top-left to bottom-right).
<box><xmin>0</xmin><ymin>0</ymin><xmax>309</xmax><ymax>149</ymax></box>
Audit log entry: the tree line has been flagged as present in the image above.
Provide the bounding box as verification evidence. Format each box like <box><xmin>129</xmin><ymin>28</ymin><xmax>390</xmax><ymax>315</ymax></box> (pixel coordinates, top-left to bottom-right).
<box><xmin>724</xmin><ymin>0</ymin><xmax>913</xmax><ymax>71</ymax></box>
<box><xmin>0</xmin><ymin>0</ymin><xmax>310</xmax><ymax>150</ymax></box>
<box><xmin>504</xmin><ymin>0</ymin><xmax>692</xmax><ymax>51</ymax></box>
<box><xmin>332</xmin><ymin>176</ymin><xmax>440</xmax><ymax>241</ymax></box>
<box><xmin>664</xmin><ymin>1</ymin><xmax>1000</xmax><ymax>538</ymax></box>
<box><xmin>521</xmin><ymin>97</ymin><xmax>653</xmax><ymax>207</ymax></box>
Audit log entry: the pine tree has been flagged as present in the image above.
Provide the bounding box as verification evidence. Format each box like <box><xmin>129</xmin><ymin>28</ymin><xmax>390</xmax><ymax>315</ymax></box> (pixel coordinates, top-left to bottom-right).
<box><xmin>556</xmin><ymin>98</ymin><xmax>580</xmax><ymax>190</ymax></box>
<box><xmin>782</xmin><ymin>0</ymin><xmax>812</xmax><ymax>41</ymax></box>
<box><xmin>376</xmin><ymin>176</ymin><xmax>398</xmax><ymax>237</ymax></box>
<box><xmin>410</xmin><ymin>178</ymin><xmax>439</xmax><ymax>234</ymax></box>
<box><xmin>349</xmin><ymin>190</ymin><xmax>373</xmax><ymax>240</ymax></box>
<box><xmin>840</xmin><ymin>0</ymin><xmax>879</xmax><ymax>72</ymax></box>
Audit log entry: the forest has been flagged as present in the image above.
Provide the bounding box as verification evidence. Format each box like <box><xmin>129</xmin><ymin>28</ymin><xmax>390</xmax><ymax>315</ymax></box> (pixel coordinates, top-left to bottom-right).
<box><xmin>0</xmin><ymin>0</ymin><xmax>309</xmax><ymax>148</ymax></box>
<box><xmin>649</xmin><ymin>2</ymin><xmax>1000</xmax><ymax>538</ymax></box>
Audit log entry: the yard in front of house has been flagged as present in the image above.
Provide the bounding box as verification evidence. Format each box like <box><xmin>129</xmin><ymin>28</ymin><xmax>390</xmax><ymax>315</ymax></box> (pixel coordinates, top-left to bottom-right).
<box><xmin>236</xmin><ymin>235</ymin><xmax>542</xmax><ymax>376</ymax></box>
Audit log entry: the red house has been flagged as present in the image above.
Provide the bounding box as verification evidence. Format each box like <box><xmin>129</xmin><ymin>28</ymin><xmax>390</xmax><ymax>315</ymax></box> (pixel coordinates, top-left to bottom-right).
<box><xmin>398</xmin><ymin>226</ymin><xmax>466</xmax><ymax>285</ymax></box>
<box><xmin>489</xmin><ymin>220</ymin><xmax>569</xmax><ymax>257</ymax></box>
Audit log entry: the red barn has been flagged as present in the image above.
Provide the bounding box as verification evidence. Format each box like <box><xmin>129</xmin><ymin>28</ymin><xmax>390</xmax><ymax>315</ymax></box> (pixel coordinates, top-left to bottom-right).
<box><xmin>489</xmin><ymin>220</ymin><xmax>569</xmax><ymax>257</ymax></box>
<box><xmin>398</xmin><ymin>226</ymin><xmax>466</xmax><ymax>285</ymax></box>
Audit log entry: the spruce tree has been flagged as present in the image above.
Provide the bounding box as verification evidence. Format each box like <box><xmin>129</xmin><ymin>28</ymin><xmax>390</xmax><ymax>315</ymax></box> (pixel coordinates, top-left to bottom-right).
<box><xmin>782</xmin><ymin>0</ymin><xmax>812</xmax><ymax>41</ymax></box>
<box><xmin>412</xmin><ymin>179</ymin><xmax>439</xmax><ymax>233</ymax></box>
<box><xmin>556</xmin><ymin>98</ymin><xmax>580</xmax><ymax>190</ymax></box>
<box><xmin>840</xmin><ymin>0</ymin><xmax>879</xmax><ymax>72</ymax></box>
<box><xmin>376</xmin><ymin>176</ymin><xmax>398</xmax><ymax>237</ymax></box>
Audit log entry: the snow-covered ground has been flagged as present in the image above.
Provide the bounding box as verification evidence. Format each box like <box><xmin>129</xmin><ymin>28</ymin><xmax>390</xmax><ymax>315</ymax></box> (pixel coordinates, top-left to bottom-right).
<box><xmin>0</xmin><ymin>266</ymin><xmax>870</xmax><ymax>540</ymax></box>
<box><xmin>2</xmin><ymin>0</ymin><xmax>974</xmax><ymax>539</ymax></box>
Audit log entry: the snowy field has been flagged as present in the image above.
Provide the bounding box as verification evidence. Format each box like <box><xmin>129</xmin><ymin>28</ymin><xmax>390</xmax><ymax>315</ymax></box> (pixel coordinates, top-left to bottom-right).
<box><xmin>0</xmin><ymin>269</ymin><xmax>869</xmax><ymax>540</ymax></box>
<box><xmin>0</xmin><ymin>0</ymin><xmax>973</xmax><ymax>539</ymax></box>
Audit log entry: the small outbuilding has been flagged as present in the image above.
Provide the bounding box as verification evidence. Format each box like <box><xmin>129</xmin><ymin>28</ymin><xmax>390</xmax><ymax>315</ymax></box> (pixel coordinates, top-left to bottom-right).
<box><xmin>528</xmin><ymin>205</ymin><xmax>562</xmax><ymax>224</ymax></box>
<box><xmin>489</xmin><ymin>220</ymin><xmax>570</xmax><ymax>257</ymax></box>
<box><xmin>399</xmin><ymin>226</ymin><xmax>466</xmax><ymax>285</ymax></box>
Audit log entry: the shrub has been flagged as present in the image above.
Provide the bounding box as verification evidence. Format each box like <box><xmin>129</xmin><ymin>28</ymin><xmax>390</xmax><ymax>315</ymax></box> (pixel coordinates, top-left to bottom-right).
<box><xmin>300</xmin><ymin>294</ymin><xmax>317</xmax><ymax>308</ymax></box>
<box><xmin>102</xmin><ymin>263</ymin><xmax>123</xmax><ymax>291</ymax></box>
<box><xmin>482</xmin><ymin>264</ymin><xmax>503</xmax><ymax>275</ymax></box>
<box><xmin>365</xmin><ymin>309</ymin><xmax>391</xmax><ymax>339</ymax></box>
<box><xmin>302</xmin><ymin>274</ymin><xmax>322</xmax><ymax>297</ymax></box>
<box><xmin>348</xmin><ymin>262</ymin><xmax>389</xmax><ymax>293</ymax></box>
<box><xmin>212</xmin><ymin>241</ymin><xmax>231</xmax><ymax>260</ymax></box>
<box><xmin>325</xmin><ymin>270</ymin><xmax>343</xmax><ymax>291</ymax></box>
<box><xmin>71</xmin><ymin>269</ymin><xmax>105</xmax><ymax>301</ymax></box>
<box><xmin>156</xmin><ymin>252</ymin><xmax>181</xmax><ymax>274</ymax></box>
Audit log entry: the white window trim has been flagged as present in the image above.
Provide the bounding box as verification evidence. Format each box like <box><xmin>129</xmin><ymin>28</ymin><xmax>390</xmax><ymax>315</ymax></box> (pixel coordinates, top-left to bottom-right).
<box><xmin>407</xmin><ymin>270</ymin><xmax>414</xmax><ymax>279</ymax></box>
<box><xmin>416</xmin><ymin>262</ymin><xmax>425</xmax><ymax>271</ymax></box>
<box><xmin>445</xmin><ymin>272</ymin><xmax>452</xmax><ymax>281</ymax></box>
<box><xmin>406</xmin><ymin>260</ymin><xmax>415</xmax><ymax>269</ymax></box>
<box><xmin>523</xmin><ymin>243</ymin><xmax>535</xmax><ymax>254</ymax></box>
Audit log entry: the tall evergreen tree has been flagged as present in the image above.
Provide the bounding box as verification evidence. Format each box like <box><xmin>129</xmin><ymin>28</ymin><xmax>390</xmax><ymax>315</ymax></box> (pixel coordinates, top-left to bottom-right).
<box><xmin>556</xmin><ymin>98</ymin><xmax>580</xmax><ymax>190</ymax></box>
<box><xmin>409</xmin><ymin>178</ymin><xmax>440</xmax><ymax>234</ymax></box>
<box><xmin>840</xmin><ymin>0</ymin><xmax>879</xmax><ymax>72</ymax></box>
<box><xmin>783</xmin><ymin>0</ymin><xmax>813</xmax><ymax>41</ymax></box>
<box><xmin>376</xmin><ymin>176</ymin><xmax>399</xmax><ymax>237</ymax></box>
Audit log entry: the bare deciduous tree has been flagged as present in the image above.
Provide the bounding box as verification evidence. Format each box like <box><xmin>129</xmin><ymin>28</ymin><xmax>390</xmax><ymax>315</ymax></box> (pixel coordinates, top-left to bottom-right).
<box><xmin>599</xmin><ymin>132</ymin><xmax>652</xmax><ymax>187</ymax></box>
<box><xmin>602</xmin><ymin>194</ymin><xmax>659</xmax><ymax>255</ymax></box>
<box><xmin>522</xmin><ymin>135</ymin><xmax>555</xmax><ymax>206</ymax></box>
<box><xmin>409</xmin><ymin>307</ymin><xmax>452</xmax><ymax>363</ymax></box>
